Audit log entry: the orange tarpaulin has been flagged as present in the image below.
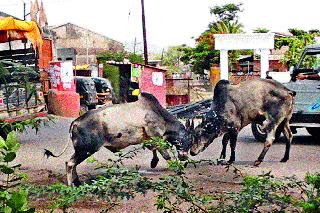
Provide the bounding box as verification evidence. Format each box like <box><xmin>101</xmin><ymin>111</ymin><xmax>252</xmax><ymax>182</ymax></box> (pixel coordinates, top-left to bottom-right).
<box><xmin>0</xmin><ymin>17</ymin><xmax>42</xmax><ymax>49</ymax></box>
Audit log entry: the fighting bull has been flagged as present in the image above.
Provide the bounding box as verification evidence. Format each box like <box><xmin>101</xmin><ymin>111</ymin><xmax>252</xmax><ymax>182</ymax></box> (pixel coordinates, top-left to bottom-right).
<box><xmin>45</xmin><ymin>92</ymin><xmax>192</xmax><ymax>186</ymax></box>
<box><xmin>190</xmin><ymin>79</ymin><xmax>295</xmax><ymax>166</ymax></box>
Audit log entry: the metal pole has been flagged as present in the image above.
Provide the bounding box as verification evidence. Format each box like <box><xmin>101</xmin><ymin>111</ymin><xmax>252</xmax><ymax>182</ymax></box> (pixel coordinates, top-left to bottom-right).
<box><xmin>133</xmin><ymin>37</ymin><xmax>137</xmax><ymax>54</ymax></box>
<box><xmin>141</xmin><ymin>0</ymin><xmax>148</xmax><ymax>65</ymax></box>
<box><xmin>160</xmin><ymin>48</ymin><xmax>164</xmax><ymax>66</ymax></box>
<box><xmin>86</xmin><ymin>30</ymin><xmax>89</xmax><ymax>64</ymax></box>
<box><xmin>23</xmin><ymin>2</ymin><xmax>26</xmax><ymax>20</ymax></box>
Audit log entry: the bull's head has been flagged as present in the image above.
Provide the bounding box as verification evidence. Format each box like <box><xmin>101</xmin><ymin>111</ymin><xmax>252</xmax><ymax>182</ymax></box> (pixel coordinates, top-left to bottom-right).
<box><xmin>165</xmin><ymin>120</ymin><xmax>194</xmax><ymax>160</ymax></box>
<box><xmin>190</xmin><ymin>111</ymin><xmax>223</xmax><ymax>156</ymax></box>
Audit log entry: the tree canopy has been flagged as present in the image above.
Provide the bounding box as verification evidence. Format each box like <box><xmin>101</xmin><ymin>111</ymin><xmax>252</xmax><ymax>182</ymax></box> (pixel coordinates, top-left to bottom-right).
<box><xmin>275</xmin><ymin>29</ymin><xmax>320</xmax><ymax>67</ymax></box>
<box><xmin>180</xmin><ymin>3</ymin><xmax>244</xmax><ymax>73</ymax></box>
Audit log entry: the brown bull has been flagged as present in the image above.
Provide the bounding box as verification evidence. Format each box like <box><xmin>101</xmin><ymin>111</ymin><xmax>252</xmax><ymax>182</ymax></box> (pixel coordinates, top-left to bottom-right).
<box><xmin>45</xmin><ymin>93</ymin><xmax>192</xmax><ymax>186</ymax></box>
<box><xmin>190</xmin><ymin>79</ymin><xmax>295</xmax><ymax>166</ymax></box>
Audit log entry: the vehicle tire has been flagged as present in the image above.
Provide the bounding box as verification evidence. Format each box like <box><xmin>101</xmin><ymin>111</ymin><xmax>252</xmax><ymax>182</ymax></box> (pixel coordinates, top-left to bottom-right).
<box><xmin>306</xmin><ymin>127</ymin><xmax>320</xmax><ymax>138</ymax></box>
<box><xmin>251</xmin><ymin>122</ymin><xmax>281</xmax><ymax>142</ymax></box>
<box><xmin>80</xmin><ymin>105</ymin><xmax>88</xmax><ymax>116</ymax></box>
<box><xmin>88</xmin><ymin>105</ymin><xmax>96</xmax><ymax>110</ymax></box>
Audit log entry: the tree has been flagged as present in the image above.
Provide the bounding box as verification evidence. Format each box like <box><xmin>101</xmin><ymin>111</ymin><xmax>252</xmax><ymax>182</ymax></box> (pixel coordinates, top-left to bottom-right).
<box><xmin>253</xmin><ymin>28</ymin><xmax>270</xmax><ymax>33</ymax></box>
<box><xmin>210</xmin><ymin>3</ymin><xmax>243</xmax><ymax>22</ymax></box>
<box><xmin>151</xmin><ymin>45</ymin><xmax>187</xmax><ymax>76</ymax></box>
<box><xmin>181</xmin><ymin>3</ymin><xmax>244</xmax><ymax>73</ymax></box>
<box><xmin>128</xmin><ymin>53</ymin><xmax>144</xmax><ymax>64</ymax></box>
<box><xmin>275</xmin><ymin>29</ymin><xmax>320</xmax><ymax>67</ymax></box>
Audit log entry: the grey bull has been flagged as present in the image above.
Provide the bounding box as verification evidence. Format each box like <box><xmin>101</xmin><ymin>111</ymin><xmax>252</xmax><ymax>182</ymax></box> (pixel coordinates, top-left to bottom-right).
<box><xmin>45</xmin><ymin>93</ymin><xmax>191</xmax><ymax>186</ymax></box>
<box><xmin>190</xmin><ymin>79</ymin><xmax>296</xmax><ymax>166</ymax></box>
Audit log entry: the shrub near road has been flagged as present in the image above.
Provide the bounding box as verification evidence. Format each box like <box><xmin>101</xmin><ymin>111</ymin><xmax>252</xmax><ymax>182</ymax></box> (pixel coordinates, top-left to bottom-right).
<box><xmin>0</xmin><ymin>132</ymin><xmax>34</xmax><ymax>212</ymax></box>
<box><xmin>21</xmin><ymin>138</ymin><xmax>320</xmax><ymax>212</ymax></box>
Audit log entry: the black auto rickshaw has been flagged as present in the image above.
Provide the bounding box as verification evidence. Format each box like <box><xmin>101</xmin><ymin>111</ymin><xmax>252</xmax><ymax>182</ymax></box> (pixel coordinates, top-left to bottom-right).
<box><xmin>91</xmin><ymin>77</ymin><xmax>116</xmax><ymax>104</ymax></box>
<box><xmin>75</xmin><ymin>76</ymin><xmax>98</xmax><ymax>113</ymax></box>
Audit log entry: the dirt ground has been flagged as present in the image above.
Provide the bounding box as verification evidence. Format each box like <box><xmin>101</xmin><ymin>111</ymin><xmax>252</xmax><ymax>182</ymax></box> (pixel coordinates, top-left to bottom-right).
<box><xmin>23</xmin><ymin>162</ymin><xmax>243</xmax><ymax>212</ymax></box>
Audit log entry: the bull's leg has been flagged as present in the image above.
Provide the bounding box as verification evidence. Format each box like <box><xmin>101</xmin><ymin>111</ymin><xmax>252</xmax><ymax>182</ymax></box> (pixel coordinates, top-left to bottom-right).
<box><xmin>219</xmin><ymin>133</ymin><xmax>230</xmax><ymax>159</ymax></box>
<box><xmin>150</xmin><ymin>150</ymin><xmax>159</xmax><ymax>168</ymax></box>
<box><xmin>66</xmin><ymin>151</ymin><xmax>94</xmax><ymax>186</ymax></box>
<box><xmin>150</xmin><ymin>149</ymin><xmax>171</xmax><ymax>168</ymax></box>
<box><xmin>280</xmin><ymin>122</ymin><xmax>293</xmax><ymax>162</ymax></box>
<box><xmin>254</xmin><ymin>122</ymin><xmax>279</xmax><ymax>166</ymax></box>
<box><xmin>158</xmin><ymin>149</ymin><xmax>171</xmax><ymax>161</ymax></box>
<box><xmin>217</xmin><ymin>134</ymin><xmax>230</xmax><ymax>165</ymax></box>
<box><xmin>228</xmin><ymin>133</ymin><xmax>238</xmax><ymax>164</ymax></box>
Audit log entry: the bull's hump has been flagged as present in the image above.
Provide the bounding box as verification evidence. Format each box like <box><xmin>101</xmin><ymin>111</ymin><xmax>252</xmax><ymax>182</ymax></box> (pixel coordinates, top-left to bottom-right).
<box><xmin>99</xmin><ymin>105</ymin><xmax>147</xmax><ymax>126</ymax></box>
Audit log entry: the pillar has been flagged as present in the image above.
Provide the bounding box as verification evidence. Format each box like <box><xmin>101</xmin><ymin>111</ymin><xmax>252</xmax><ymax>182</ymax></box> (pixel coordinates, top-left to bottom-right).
<box><xmin>220</xmin><ymin>49</ymin><xmax>229</xmax><ymax>80</ymax></box>
<box><xmin>260</xmin><ymin>49</ymin><xmax>270</xmax><ymax>79</ymax></box>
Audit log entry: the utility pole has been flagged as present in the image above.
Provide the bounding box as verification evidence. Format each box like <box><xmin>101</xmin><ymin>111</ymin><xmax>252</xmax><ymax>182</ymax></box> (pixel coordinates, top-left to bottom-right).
<box><xmin>133</xmin><ymin>37</ymin><xmax>137</xmax><ymax>54</ymax></box>
<box><xmin>160</xmin><ymin>48</ymin><xmax>164</xmax><ymax>66</ymax></box>
<box><xmin>86</xmin><ymin>30</ymin><xmax>89</xmax><ymax>64</ymax></box>
<box><xmin>141</xmin><ymin>0</ymin><xmax>148</xmax><ymax>65</ymax></box>
<box><xmin>23</xmin><ymin>0</ymin><xmax>30</xmax><ymax>20</ymax></box>
<box><xmin>23</xmin><ymin>2</ymin><xmax>26</xmax><ymax>20</ymax></box>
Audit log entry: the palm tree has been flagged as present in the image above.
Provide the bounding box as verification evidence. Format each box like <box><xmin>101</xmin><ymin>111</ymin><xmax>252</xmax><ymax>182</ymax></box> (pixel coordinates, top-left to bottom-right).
<box><xmin>253</xmin><ymin>28</ymin><xmax>270</xmax><ymax>33</ymax></box>
<box><xmin>210</xmin><ymin>20</ymin><xmax>244</xmax><ymax>34</ymax></box>
<box><xmin>210</xmin><ymin>20</ymin><xmax>244</xmax><ymax>63</ymax></box>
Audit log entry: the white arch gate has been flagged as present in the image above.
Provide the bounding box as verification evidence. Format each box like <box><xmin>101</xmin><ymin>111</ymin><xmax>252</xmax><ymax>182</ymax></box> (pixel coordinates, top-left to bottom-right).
<box><xmin>214</xmin><ymin>33</ymin><xmax>275</xmax><ymax>80</ymax></box>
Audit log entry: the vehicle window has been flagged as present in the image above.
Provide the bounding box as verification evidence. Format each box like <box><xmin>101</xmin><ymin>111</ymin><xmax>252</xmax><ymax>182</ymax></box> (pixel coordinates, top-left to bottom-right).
<box><xmin>300</xmin><ymin>53</ymin><xmax>320</xmax><ymax>71</ymax></box>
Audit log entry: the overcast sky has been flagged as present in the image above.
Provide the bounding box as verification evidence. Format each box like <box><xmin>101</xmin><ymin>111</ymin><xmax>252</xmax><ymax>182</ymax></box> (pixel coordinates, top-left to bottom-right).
<box><xmin>1</xmin><ymin>0</ymin><xmax>320</xmax><ymax>52</ymax></box>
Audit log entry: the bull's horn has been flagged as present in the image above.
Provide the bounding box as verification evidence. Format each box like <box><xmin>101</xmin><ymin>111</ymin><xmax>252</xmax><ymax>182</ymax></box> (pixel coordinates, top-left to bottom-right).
<box><xmin>186</xmin><ymin>119</ymin><xmax>191</xmax><ymax>128</ymax></box>
<box><xmin>191</xmin><ymin>119</ymin><xmax>194</xmax><ymax>130</ymax></box>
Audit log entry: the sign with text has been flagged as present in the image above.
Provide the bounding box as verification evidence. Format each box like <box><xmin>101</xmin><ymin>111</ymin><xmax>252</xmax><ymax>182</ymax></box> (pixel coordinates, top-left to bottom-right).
<box><xmin>215</xmin><ymin>33</ymin><xmax>275</xmax><ymax>50</ymax></box>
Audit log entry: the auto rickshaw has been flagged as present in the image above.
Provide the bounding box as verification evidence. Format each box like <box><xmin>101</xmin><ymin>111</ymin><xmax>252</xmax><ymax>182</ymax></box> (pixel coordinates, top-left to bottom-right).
<box><xmin>75</xmin><ymin>76</ymin><xmax>98</xmax><ymax>113</ymax></box>
<box><xmin>91</xmin><ymin>77</ymin><xmax>116</xmax><ymax>105</ymax></box>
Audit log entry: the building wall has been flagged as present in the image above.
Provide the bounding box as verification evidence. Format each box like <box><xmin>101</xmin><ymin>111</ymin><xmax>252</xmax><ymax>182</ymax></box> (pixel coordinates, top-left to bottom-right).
<box><xmin>140</xmin><ymin>66</ymin><xmax>167</xmax><ymax>107</ymax></box>
<box><xmin>52</xmin><ymin>23</ymin><xmax>124</xmax><ymax>65</ymax></box>
<box><xmin>253</xmin><ymin>60</ymin><xmax>288</xmax><ymax>72</ymax></box>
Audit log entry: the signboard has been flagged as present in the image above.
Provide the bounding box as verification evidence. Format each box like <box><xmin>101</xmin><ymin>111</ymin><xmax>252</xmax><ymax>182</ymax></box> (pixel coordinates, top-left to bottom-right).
<box><xmin>152</xmin><ymin>72</ymin><xmax>164</xmax><ymax>86</ymax></box>
<box><xmin>60</xmin><ymin>61</ymin><xmax>73</xmax><ymax>89</ymax></box>
<box><xmin>215</xmin><ymin>33</ymin><xmax>275</xmax><ymax>50</ymax></box>
<box><xmin>49</xmin><ymin>61</ymin><xmax>75</xmax><ymax>91</ymax></box>
<box><xmin>131</xmin><ymin>64</ymin><xmax>142</xmax><ymax>82</ymax></box>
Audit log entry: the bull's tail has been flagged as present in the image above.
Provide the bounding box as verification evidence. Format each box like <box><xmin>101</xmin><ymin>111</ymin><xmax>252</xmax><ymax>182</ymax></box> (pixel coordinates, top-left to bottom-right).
<box><xmin>44</xmin><ymin>120</ymin><xmax>77</xmax><ymax>158</ymax></box>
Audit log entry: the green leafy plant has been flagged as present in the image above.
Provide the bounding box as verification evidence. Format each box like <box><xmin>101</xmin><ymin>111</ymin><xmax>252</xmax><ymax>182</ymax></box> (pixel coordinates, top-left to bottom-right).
<box><xmin>143</xmin><ymin>137</ymin><xmax>173</xmax><ymax>152</ymax></box>
<box><xmin>96</xmin><ymin>51</ymin><xmax>125</xmax><ymax>63</ymax></box>
<box><xmin>298</xmin><ymin>173</ymin><xmax>320</xmax><ymax>212</ymax></box>
<box><xmin>0</xmin><ymin>132</ymin><xmax>34</xmax><ymax>212</ymax></box>
<box><xmin>128</xmin><ymin>53</ymin><xmax>144</xmax><ymax>64</ymax></box>
<box><xmin>26</xmin><ymin>158</ymin><xmax>153</xmax><ymax>212</ymax></box>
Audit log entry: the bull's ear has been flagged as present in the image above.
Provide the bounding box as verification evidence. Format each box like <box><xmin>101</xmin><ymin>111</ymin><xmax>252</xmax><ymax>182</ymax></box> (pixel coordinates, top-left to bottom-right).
<box><xmin>191</xmin><ymin>119</ymin><xmax>194</xmax><ymax>130</ymax></box>
<box><xmin>186</xmin><ymin>119</ymin><xmax>190</xmax><ymax>129</ymax></box>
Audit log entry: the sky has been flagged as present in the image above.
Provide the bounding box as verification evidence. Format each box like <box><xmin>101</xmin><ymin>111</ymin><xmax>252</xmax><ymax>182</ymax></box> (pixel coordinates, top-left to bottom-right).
<box><xmin>1</xmin><ymin>0</ymin><xmax>320</xmax><ymax>52</ymax></box>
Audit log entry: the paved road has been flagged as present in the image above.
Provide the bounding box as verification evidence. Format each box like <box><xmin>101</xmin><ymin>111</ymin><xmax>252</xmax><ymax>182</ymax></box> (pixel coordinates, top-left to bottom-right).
<box><xmin>16</xmin><ymin>116</ymin><xmax>320</xmax><ymax>181</ymax></box>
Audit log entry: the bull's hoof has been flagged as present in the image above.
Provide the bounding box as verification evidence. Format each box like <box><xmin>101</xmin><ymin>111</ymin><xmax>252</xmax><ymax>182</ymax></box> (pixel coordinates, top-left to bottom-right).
<box><xmin>217</xmin><ymin>159</ymin><xmax>227</xmax><ymax>165</ymax></box>
<box><xmin>227</xmin><ymin>160</ymin><xmax>234</xmax><ymax>165</ymax></box>
<box><xmin>150</xmin><ymin>158</ymin><xmax>159</xmax><ymax>168</ymax></box>
<box><xmin>254</xmin><ymin>160</ymin><xmax>262</xmax><ymax>167</ymax></box>
<box><xmin>72</xmin><ymin>179</ymin><xmax>81</xmax><ymax>187</ymax></box>
<box><xmin>280</xmin><ymin>158</ymin><xmax>288</xmax><ymax>163</ymax></box>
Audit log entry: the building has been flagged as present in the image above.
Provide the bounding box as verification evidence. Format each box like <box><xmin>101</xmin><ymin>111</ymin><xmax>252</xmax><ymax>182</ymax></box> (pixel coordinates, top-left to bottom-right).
<box><xmin>50</xmin><ymin>23</ymin><xmax>124</xmax><ymax>65</ymax></box>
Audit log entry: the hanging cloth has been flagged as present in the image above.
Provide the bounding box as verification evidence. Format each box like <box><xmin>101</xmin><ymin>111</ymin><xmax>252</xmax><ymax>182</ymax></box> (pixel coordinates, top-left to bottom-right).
<box><xmin>0</xmin><ymin>17</ymin><xmax>43</xmax><ymax>49</ymax></box>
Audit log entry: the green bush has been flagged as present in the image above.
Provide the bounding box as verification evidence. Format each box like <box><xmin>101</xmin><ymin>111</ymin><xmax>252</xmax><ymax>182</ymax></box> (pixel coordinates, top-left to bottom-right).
<box><xmin>102</xmin><ymin>64</ymin><xmax>120</xmax><ymax>100</ymax></box>
<box><xmin>0</xmin><ymin>132</ymin><xmax>34</xmax><ymax>212</ymax></box>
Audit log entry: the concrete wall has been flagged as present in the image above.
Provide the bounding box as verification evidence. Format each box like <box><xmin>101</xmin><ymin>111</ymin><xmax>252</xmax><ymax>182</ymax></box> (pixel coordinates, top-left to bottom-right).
<box><xmin>140</xmin><ymin>66</ymin><xmax>167</xmax><ymax>107</ymax></box>
<box><xmin>52</xmin><ymin>23</ymin><xmax>124</xmax><ymax>65</ymax></box>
